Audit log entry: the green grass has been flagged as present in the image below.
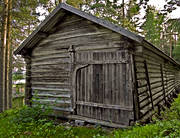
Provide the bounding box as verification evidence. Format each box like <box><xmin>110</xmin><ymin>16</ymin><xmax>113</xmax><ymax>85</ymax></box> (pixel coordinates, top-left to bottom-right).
<box><xmin>12</xmin><ymin>96</ymin><xmax>25</xmax><ymax>108</ymax></box>
<box><xmin>0</xmin><ymin>109</ymin><xmax>108</xmax><ymax>138</ymax></box>
<box><xmin>1</xmin><ymin>95</ymin><xmax>180</xmax><ymax>137</ymax></box>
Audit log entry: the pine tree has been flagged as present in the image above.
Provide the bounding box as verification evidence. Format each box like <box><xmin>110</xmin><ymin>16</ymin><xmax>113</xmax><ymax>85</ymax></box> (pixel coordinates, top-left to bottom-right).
<box><xmin>141</xmin><ymin>6</ymin><xmax>165</xmax><ymax>50</ymax></box>
<box><xmin>0</xmin><ymin>0</ymin><xmax>50</xmax><ymax>111</ymax></box>
<box><xmin>0</xmin><ymin>0</ymin><xmax>12</xmax><ymax>111</ymax></box>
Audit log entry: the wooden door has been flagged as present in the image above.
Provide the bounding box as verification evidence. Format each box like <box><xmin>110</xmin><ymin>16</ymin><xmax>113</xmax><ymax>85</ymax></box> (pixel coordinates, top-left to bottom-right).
<box><xmin>75</xmin><ymin>51</ymin><xmax>133</xmax><ymax>125</ymax></box>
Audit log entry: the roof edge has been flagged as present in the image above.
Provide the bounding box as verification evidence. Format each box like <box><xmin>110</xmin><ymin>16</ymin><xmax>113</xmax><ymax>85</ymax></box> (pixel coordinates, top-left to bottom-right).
<box><xmin>14</xmin><ymin>3</ymin><xmax>144</xmax><ymax>55</ymax></box>
<box><xmin>14</xmin><ymin>3</ymin><xmax>65</xmax><ymax>55</ymax></box>
<box><xmin>143</xmin><ymin>39</ymin><xmax>180</xmax><ymax>67</ymax></box>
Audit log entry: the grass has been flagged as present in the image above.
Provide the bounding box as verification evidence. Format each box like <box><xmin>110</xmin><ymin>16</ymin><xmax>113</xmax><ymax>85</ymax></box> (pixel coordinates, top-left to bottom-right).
<box><xmin>12</xmin><ymin>96</ymin><xmax>25</xmax><ymax>108</ymax></box>
<box><xmin>1</xmin><ymin>95</ymin><xmax>180</xmax><ymax>137</ymax></box>
<box><xmin>0</xmin><ymin>108</ymin><xmax>108</xmax><ymax>138</ymax></box>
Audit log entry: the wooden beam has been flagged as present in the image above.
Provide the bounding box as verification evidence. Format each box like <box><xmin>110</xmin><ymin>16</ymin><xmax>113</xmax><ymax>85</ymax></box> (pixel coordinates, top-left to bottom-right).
<box><xmin>72</xmin><ymin>64</ymin><xmax>89</xmax><ymax>112</ymax></box>
<box><xmin>37</xmin><ymin>31</ymin><xmax>49</xmax><ymax>38</ymax></box>
<box><xmin>24</xmin><ymin>56</ymin><xmax>32</xmax><ymax>105</ymax></box>
<box><xmin>144</xmin><ymin>60</ymin><xmax>154</xmax><ymax>110</ymax></box>
<box><xmin>76</xmin><ymin>60</ymin><xmax>127</xmax><ymax>65</ymax></box>
<box><xmin>160</xmin><ymin>64</ymin><xmax>167</xmax><ymax>105</ymax></box>
<box><xmin>76</xmin><ymin>101</ymin><xmax>133</xmax><ymax>111</ymax></box>
<box><xmin>131</xmin><ymin>54</ymin><xmax>140</xmax><ymax>120</ymax></box>
<box><xmin>67</xmin><ymin>115</ymin><xmax>127</xmax><ymax>128</ymax></box>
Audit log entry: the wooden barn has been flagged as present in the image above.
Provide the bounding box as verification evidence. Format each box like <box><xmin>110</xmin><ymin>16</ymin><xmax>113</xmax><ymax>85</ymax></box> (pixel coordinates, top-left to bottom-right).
<box><xmin>14</xmin><ymin>3</ymin><xmax>180</xmax><ymax>127</ymax></box>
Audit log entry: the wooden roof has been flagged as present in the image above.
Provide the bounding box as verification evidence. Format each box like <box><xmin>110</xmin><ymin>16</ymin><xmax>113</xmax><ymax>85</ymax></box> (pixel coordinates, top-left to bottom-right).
<box><xmin>14</xmin><ymin>3</ymin><xmax>144</xmax><ymax>55</ymax></box>
<box><xmin>14</xmin><ymin>3</ymin><xmax>180</xmax><ymax>67</ymax></box>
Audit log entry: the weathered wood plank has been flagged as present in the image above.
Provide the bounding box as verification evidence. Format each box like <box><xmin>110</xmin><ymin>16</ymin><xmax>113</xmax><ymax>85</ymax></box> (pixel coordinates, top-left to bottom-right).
<box><xmin>68</xmin><ymin>115</ymin><xmax>127</xmax><ymax>128</ymax></box>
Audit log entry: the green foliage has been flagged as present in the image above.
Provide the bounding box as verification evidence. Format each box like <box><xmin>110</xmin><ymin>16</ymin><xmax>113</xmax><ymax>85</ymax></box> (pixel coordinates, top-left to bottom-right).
<box><xmin>12</xmin><ymin>105</ymin><xmax>50</xmax><ymax>124</ymax></box>
<box><xmin>142</xmin><ymin>6</ymin><xmax>165</xmax><ymax>49</ymax></box>
<box><xmin>167</xmin><ymin>19</ymin><xmax>180</xmax><ymax>33</ymax></box>
<box><xmin>82</xmin><ymin>0</ymin><xmax>141</xmax><ymax>33</ymax></box>
<box><xmin>1</xmin><ymin>95</ymin><xmax>180</xmax><ymax>137</ymax></box>
<box><xmin>173</xmin><ymin>39</ymin><xmax>180</xmax><ymax>63</ymax></box>
<box><xmin>12</xmin><ymin>96</ymin><xmax>24</xmax><ymax>108</ymax></box>
<box><xmin>0</xmin><ymin>106</ymin><xmax>108</xmax><ymax>138</ymax></box>
<box><xmin>66</xmin><ymin>0</ymin><xmax>85</xmax><ymax>8</ymax></box>
<box><xmin>12</xmin><ymin>72</ymin><xmax>24</xmax><ymax>81</ymax></box>
<box><xmin>113</xmin><ymin>120</ymin><xmax>180</xmax><ymax>138</ymax></box>
<box><xmin>112</xmin><ymin>95</ymin><xmax>180</xmax><ymax>138</ymax></box>
<box><xmin>173</xmin><ymin>46</ymin><xmax>180</xmax><ymax>63</ymax></box>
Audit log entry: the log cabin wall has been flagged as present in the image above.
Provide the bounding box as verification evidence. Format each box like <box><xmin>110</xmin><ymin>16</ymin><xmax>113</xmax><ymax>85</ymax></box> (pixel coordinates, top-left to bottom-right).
<box><xmin>30</xmin><ymin>12</ymin><xmax>134</xmax><ymax>125</ymax></box>
<box><xmin>133</xmin><ymin>44</ymin><xmax>180</xmax><ymax>121</ymax></box>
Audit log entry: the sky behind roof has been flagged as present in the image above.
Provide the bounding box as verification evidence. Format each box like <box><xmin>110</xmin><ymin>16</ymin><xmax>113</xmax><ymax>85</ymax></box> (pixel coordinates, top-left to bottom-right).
<box><xmin>148</xmin><ymin>0</ymin><xmax>180</xmax><ymax>18</ymax></box>
<box><xmin>38</xmin><ymin>0</ymin><xmax>180</xmax><ymax>21</ymax></box>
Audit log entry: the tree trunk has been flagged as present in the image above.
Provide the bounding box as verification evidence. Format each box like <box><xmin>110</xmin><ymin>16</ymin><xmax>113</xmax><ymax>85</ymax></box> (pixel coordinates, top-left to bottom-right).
<box><xmin>0</xmin><ymin>41</ymin><xmax>4</xmax><ymax>112</ymax></box>
<box><xmin>0</xmin><ymin>0</ymin><xmax>12</xmax><ymax>112</ymax></box>
<box><xmin>122</xmin><ymin>0</ymin><xmax>125</xmax><ymax>27</ymax></box>
<box><xmin>0</xmin><ymin>0</ymin><xmax>8</xmax><ymax>112</ymax></box>
<box><xmin>59</xmin><ymin>0</ymin><xmax>66</xmax><ymax>3</ymax></box>
<box><xmin>5</xmin><ymin>0</ymin><xmax>12</xmax><ymax>109</ymax></box>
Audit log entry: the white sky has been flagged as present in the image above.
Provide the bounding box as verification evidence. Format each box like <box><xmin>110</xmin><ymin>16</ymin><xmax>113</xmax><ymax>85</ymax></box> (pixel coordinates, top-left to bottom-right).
<box><xmin>37</xmin><ymin>0</ymin><xmax>180</xmax><ymax>20</ymax></box>
<box><xmin>148</xmin><ymin>0</ymin><xmax>180</xmax><ymax>18</ymax></box>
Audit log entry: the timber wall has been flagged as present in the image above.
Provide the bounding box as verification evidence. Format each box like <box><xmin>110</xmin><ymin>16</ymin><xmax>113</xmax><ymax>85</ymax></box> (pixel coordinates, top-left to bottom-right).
<box><xmin>30</xmin><ymin>12</ymin><xmax>134</xmax><ymax>125</ymax></box>
<box><xmin>134</xmin><ymin>45</ymin><xmax>180</xmax><ymax>121</ymax></box>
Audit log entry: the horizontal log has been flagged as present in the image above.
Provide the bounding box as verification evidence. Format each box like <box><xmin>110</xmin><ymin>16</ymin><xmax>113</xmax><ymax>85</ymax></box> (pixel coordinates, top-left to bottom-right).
<box><xmin>32</xmin><ymin>98</ymin><xmax>71</xmax><ymax>104</ymax></box>
<box><xmin>67</xmin><ymin>115</ymin><xmax>127</xmax><ymax>128</ymax></box>
<box><xmin>32</xmin><ymin>93</ymin><xmax>71</xmax><ymax>98</ymax></box>
<box><xmin>31</xmin><ymin>82</ymin><xmax>70</xmax><ymax>86</ymax></box>
<box><xmin>75</xmin><ymin>41</ymin><xmax>125</xmax><ymax>51</ymax></box>
<box><xmin>139</xmin><ymin>94</ymin><xmax>149</xmax><ymax>104</ymax></box>
<box><xmin>31</xmin><ymin>53</ymin><xmax>70</xmax><ymax>62</ymax></box>
<box><xmin>147</xmin><ymin>65</ymin><xmax>160</xmax><ymax>71</ymax></box>
<box><xmin>76</xmin><ymin>101</ymin><xmax>133</xmax><ymax>111</ymax></box>
<box><xmin>149</xmin><ymin>76</ymin><xmax>162</xmax><ymax>79</ymax></box>
<box><xmin>31</xmin><ymin>90</ymin><xmax>71</xmax><ymax>95</ymax></box>
<box><xmin>151</xmin><ymin>84</ymin><xmax>162</xmax><ymax>91</ymax></box>
<box><xmin>166</xmin><ymin>85</ymin><xmax>175</xmax><ymax>95</ymax></box>
<box><xmin>140</xmin><ymin>100</ymin><xmax>151</xmax><ymax>110</ymax></box>
<box><xmin>152</xmin><ymin>88</ymin><xmax>163</xmax><ymax>97</ymax></box>
<box><xmin>136</xmin><ymin>73</ymin><xmax>146</xmax><ymax>80</ymax></box>
<box><xmin>135</xmin><ymin>60</ymin><xmax>161</xmax><ymax>67</ymax></box>
<box><xmin>31</xmin><ymin>84</ymin><xmax>71</xmax><ymax>90</ymax></box>
<box><xmin>40</xmin><ymin>32</ymin><xmax>114</xmax><ymax>47</ymax></box>
<box><xmin>138</xmin><ymin>83</ymin><xmax>147</xmax><ymax>88</ymax></box>
<box><xmin>31</xmin><ymin>104</ymin><xmax>73</xmax><ymax>112</ymax></box>
<box><xmin>50</xmin><ymin>106</ymin><xmax>73</xmax><ymax>112</ymax></box>
<box><xmin>138</xmin><ymin>87</ymin><xmax>148</xmax><ymax>95</ymax></box>
<box><xmin>136</xmin><ymin>76</ymin><xmax>146</xmax><ymax>80</ymax></box>
<box><xmin>149</xmin><ymin>78</ymin><xmax>162</xmax><ymax>83</ymax></box>
<box><xmin>137</xmin><ymin>79</ymin><xmax>147</xmax><ymax>88</ymax></box>
<box><xmin>31</xmin><ymin>59</ymin><xmax>71</xmax><ymax>66</ymax></box>
<box><xmin>31</xmin><ymin>78</ymin><xmax>70</xmax><ymax>83</ymax></box>
<box><xmin>76</xmin><ymin>60</ymin><xmax>127</xmax><ymax>64</ymax></box>
<box><xmin>138</xmin><ymin>89</ymin><xmax>149</xmax><ymax>96</ymax></box>
<box><xmin>32</xmin><ymin>87</ymin><xmax>71</xmax><ymax>92</ymax></box>
<box><xmin>150</xmin><ymin>80</ymin><xmax>162</xmax><ymax>85</ymax></box>
<box><xmin>143</xmin><ymin>49</ymin><xmax>164</xmax><ymax>61</ymax></box>
<box><xmin>134</xmin><ymin>55</ymin><xmax>159</xmax><ymax>63</ymax></box>
<box><xmin>31</xmin><ymin>70</ymin><xmax>70</xmax><ymax>74</ymax></box>
<box><xmin>165</xmin><ymin>81</ymin><xmax>175</xmax><ymax>87</ymax></box>
<box><xmin>153</xmin><ymin>94</ymin><xmax>164</xmax><ymax>105</ymax></box>
<box><xmin>32</xmin><ymin>49</ymin><xmax>68</xmax><ymax>57</ymax></box>
<box><xmin>31</xmin><ymin>73</ymin><xmax>70</xmax><ymax>77</ymax></box>
<box><xmin>54</xmin><ymin>18</ymin><xmax>84</xmax><ymax>29</ymax></box>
